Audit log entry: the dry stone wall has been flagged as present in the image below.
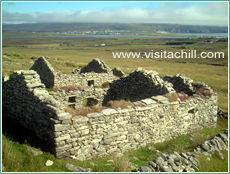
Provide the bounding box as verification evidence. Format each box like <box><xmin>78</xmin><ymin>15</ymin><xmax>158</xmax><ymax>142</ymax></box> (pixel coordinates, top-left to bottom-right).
<box><xmin>80</xmin><ymin>58</ymin><xmax>110</xmax><ymax>73</ymax></box>
<box><xmin>54</xmin><ymin>94</ymin><xmax>217</xmax><ymax>160</ymax></box>
<box><xmin>104</xmin><ymin>68</ymin><xmax>175</xmax><ymax>103</ymax></box>
<box><xmin>30</xmin><ymin>57</ymin><xmax>56</xmax><ymax>88</ymax></box>
<box><xmin>2</xmin><ymin>70</ymin><xmax>71</xmax><ymax>152</ymax></box>
<box><xmin>30</xmin><ymin>57</ymin><xmax>119</xmax><ymax>89</ymax></box>
<box><xmin>55</xmin><ymin>71</ymin><xmax>117</xmax><ymax>89</ymax></box>
<box><xmin>50</xmin><ymin>88</ymin><xmax>107</xmax><ymax>109</ymax></box>
<box><xmin>163</xmin><ymin>74</ymin><xmax>214</xmax><ymax>95</ymax></box>
<box><xmin>3</xmin><ymin>58</ymin><xmax>218</xmax><ymax>161</ymax></box>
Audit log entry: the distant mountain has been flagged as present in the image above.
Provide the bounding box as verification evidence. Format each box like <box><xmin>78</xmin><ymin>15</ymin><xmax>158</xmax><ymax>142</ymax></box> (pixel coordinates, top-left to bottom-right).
<box><xmin>2</xmin><ymin>23</ymin><xmax>228</xmax><ymax>33</ymax></box>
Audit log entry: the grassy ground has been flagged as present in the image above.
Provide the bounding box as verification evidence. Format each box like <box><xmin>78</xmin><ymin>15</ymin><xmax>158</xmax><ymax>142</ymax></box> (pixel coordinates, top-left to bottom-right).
<box><xmin>2</xmin><ymin>37</ymin><xmax>228</xmax><ymax>110</ymax></box>
<box><xmin>2</xmin><ymin>118</ymin><xmax>228</xmax><ymax>172</ymax></box>
<box><xmin>198</xmin><ymin>150</ymin><xmax>228</xmax><ymax>172</ymax></box>
<box><xmin>2</xmin><ymin>36</ymin><xmax>228</xmax><ymax>172</ymax></box>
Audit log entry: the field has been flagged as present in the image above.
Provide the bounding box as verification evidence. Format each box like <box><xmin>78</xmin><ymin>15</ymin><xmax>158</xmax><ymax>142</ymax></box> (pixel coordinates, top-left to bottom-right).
<box><xmin>2</xmin><ymin>36</ymin><xmax>228</xmax><ymax>109</ymax></box>
<box><xmin>2</xmin><ymin>35</ymin><xmax>229</xmax><ymax>172</ymax></box>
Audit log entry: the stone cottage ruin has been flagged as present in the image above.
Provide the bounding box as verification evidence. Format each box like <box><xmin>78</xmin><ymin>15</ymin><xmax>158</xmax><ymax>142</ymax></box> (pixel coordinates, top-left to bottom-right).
<box><xmin>3</xmin><ymin>57</ymin><xmax>218</xmax><ymax>160</ymax></box>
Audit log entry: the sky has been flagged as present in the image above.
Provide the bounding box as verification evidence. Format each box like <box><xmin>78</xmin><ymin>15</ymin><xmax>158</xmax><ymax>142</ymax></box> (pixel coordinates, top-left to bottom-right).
<box><xmin>2</xmin><ymin>2</ymin><xmax>228</xmax><ymax>26</ymax></box>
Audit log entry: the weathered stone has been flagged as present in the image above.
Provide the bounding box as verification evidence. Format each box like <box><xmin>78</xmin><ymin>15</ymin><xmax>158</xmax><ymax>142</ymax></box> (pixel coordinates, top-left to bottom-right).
<box><xmin>102</xmin><ymin>108</ymin><xmax>118</xmax><ymax>115</ymax></box>
<box><xmin>112</xmin><ymin>67</ymin><xmax>124</xmax><ymax>77</ymax></box>
<box><xmin>54</xmin><ymin>124</ymin><xmax>70</xmax><ymax>131</ymax></box>
<box><xmin>218</xmin><ymin>133</ymin><xmax>228</xmax><ymax>142</ymax></box>
<box><xmin>129</xmin><ymin>162</ymin><xmax>137</xmax><ymax>170</ymax></box>
<box><xmin>141</xmin><ymin>166</ymin><xmax>152</xmax><ymax>172</ymax></box>
<box><xmin>72</xmin><ymin>116</ymin><xmax>89</xmax><ymax>123</ymax></box>
<box><xmin>27</xmin><ymin>147</ymin><xmax>43</xmax><ymax>156</ymax></box>
<box><xmin>155</xmin><ymin>156</ymin><xmax>166</xmax><ymax>166</ymax></box>
<box><xmin>160</xmin><ymin>166</ymin><xmax>174</xmax><ymax>172</ymax></box>
<box><xmin>116</xmin><ymin>135</ymin><xmax>127</xmax><ymax>141</ymax></box>
<box><xmin>180</xmin><ymin>153</ymin><xmax>188</xmax><ymax>159</ymax></box>
<box><xmin>148</xmin><ymin>146</ymin><xmax>156</xmax><ymax>151</ymax></box>
<box><xmin>33</xmin><ymin>88</ymin><xmax>49</xmax><ymax>96</ymax></box>
<box><xmin>57</xmin><ymin>112</ymin><xmax>72</xmax><ymax>120</ymax></box>
<box><xmin>141</xmin><ymin>98</ymin><xmax>156</xmax><ymax>105</ymax></box>
<box><xmin>56</xmin><ymin>144</ymin><xmax>72</xmax><ymax>152</ymax></box>
<box><xmin>81</xmin><ymin>129</ymin><xmax>90</xmax><ymax>135</ymax></box>
<box><xmin>45</xmin><ymin>160</ymin><xmax>53</xmax><ymax>166</ymax></box>
<box><xmin>163</xmin><ymin>74</ymin><xmax>194</xmax><ymax>95</ymax></box>
<box><xmin>66</xmin><ymin>163</ymin><xmax>92</xmax><ymax>172</ymax></box>
<box><xmin>30</xmin><ymin>57</ymin><xmax>56</xmax><ymax>88</ymax></box>
<box><xmin>55</xmin><ymin>134</ymin><xmax>71</xmax><ymax>141</ymax></box>
<box><xmin>217</xmin><ymin>151</ymin><xmax>224</xmax><ymax>160</ymax></box>
<box><xmin>135</xmin><ymin>132</ymin><xmax>228</xmax><ymax>173</ymax></box>
<box><xmin>80</xmin><ymin>58</ymin><xmax>110</xmax><ymax>73</ymax></box>
<box><xmin>104</xmin><ymin>132</ymin><xmax>123</xmax><ymax>139</ymax></box>
<box><xmin>105</xmin><ymin>68</ymin><xmax>175</xmax><ymax>103</ymax></box>
<box><xmin>151</xmin><ymin>95</ymin><xmax>169</xmax><ymax>103</ymax></box>
<box><xmin>148</xmin><ymin>161</ymin><xmax>157</xmax><ymax>168</ymax></box>
<box><xmin>103</xmin><ymin>138</ymin><xmax>114</xmax><ymax>145</ymax></box>
<box><xmin>87</xmin><ymin>112</ymin><xmax>102</xmax><ymax>117</ymax></box>
<box><xmin>201</xmin><ymin>143</ymin><xmax>210</xmax><ymax>151</ymax></box>
<box><xmin>72</xmin><ymin>68</ymin><xmax>80</xmax><ymax>74</ymax></box>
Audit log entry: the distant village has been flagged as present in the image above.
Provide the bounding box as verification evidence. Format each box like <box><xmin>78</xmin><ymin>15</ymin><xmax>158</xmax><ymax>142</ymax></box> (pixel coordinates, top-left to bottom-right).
<box><xmin>55</xmin><ymin>30</ymin><xmax>169</xmax><ymax>35</ymax></box>
<box><xmin>56</xmin><ymin>30</ymin><xmax>122</xmax><ymax>35</ymax></box>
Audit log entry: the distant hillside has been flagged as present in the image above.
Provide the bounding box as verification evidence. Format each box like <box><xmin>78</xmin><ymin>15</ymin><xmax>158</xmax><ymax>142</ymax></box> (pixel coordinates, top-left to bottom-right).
<box><xmin>3</xmin><ymin>23</ymin><xmax>228</xmax><ymax>33</ymax></box>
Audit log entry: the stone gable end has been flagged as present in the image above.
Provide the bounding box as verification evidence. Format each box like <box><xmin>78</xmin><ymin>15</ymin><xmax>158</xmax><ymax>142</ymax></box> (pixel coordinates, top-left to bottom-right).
<box><xmin>30</xmin><ymin>57</ymin><xmax>56</xmax><ymax>88</ymax></box>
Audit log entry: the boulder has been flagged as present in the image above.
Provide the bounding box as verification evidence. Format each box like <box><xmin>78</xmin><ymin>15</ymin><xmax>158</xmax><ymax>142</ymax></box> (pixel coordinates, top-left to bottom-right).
<box><xmin>45</xmin><ymin>160</ymin><xmax>53</xmax><ymax>166</ymax></box>
<box><xmin>65</xmin><ymin>163</ymin><xmax>92</xmax><ymax>172</ymax></box>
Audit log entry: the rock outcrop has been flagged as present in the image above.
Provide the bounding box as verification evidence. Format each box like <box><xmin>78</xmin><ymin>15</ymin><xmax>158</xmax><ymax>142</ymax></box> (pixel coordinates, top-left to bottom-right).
<box><xmin>136</xmin><ymin>130</ymin><xmax>228</xmax><ymax>172</ymax></box>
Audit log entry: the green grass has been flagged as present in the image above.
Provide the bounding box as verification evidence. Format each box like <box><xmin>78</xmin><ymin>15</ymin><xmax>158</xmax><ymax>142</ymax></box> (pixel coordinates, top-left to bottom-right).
<box><xmin>198</xmin><ymin>150</ymin><xmax>228</xmax><ymax>172</ymax></box>
<box><xmin>2</xmin><ymin>118</ymin><xmax>227</xmax><ymax>172</ymax></box>
<box><xmin>2</xmin><ymin>133</ymin><xmax>132</xmax><ymax>172</ymax></box>
<box><xmin>2</xmin><ymin>134</ymin><xmax>69</xmax><ymax>172</ymax></box>
<box><xmin>2</xmin><ymin>37</ymin><xmax>228</xmax><ymax>110</ymax></box>
<box><xmin>2</xmin><ymin>36</ymin><xmax>228</xmax><ymax>172</ymax></box>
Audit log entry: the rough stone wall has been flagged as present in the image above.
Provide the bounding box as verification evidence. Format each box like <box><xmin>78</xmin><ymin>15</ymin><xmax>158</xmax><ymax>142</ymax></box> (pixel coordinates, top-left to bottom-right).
<box><xmin>54</xmin><ymin>94</ymin><xmax>217</xmax><ymax>160</ymax></box>
<box><xmin>104</xmin><ymin>68</ymin><xmax>175</xmax><ymax>103</ymax></box>
<box><xmin>55</xmin><ymin>71</ymin><xmax>118</xmax><ymax>89</ymax></box>
<box><xmin>30</xmin><ymin>57</ymin><xmax>56</xmax><ymax>88</ymax></box>
<box><xmin>3</xmin><ymin>69</ymin><xmax>218</xmax><ymax>161</ymax></box>
<box><xmin>29</xmin><ymin>57</ymin><xmax>119</xmax><ymax>89</ymax></box>
<box><xmin>80</xmin><ymin>58</ymin><xmax>110</xmax><ymax>73</ymax></box>
<box><xmin>112</xmin><ymin>68</ymin><xmax>125</xmax><ymax>77</ymax></box>
<box><xmin>163</xmin><ymin>74</ymin><xmax>214</xmax><ymax>96</ymax></box>
<box><xmin>2</xmin><ymin>70</ymin><xmax>71</xmax><ymax>152</ymax></box>
<box><xmin>50</xmin><ymin>88</ymin><xmax>107</xmax><ymax>109</ymax></box>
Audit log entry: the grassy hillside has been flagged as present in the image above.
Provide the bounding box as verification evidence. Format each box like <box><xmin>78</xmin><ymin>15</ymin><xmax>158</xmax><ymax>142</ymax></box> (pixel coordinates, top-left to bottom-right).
<box><xmin>2</xmin><ymin>37</ymin><xmax>228</xmax><ymax>110</ymax></box>
<box><xmin>2</xmin><ymin>36</ymin><xmax>228</xmax><ymax>172</ymax></box>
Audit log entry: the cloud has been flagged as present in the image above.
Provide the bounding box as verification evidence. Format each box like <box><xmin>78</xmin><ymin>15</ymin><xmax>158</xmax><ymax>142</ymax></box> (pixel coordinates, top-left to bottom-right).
<box><xmin>2</xmin><ymin>3</ymin><xmax>228</xmax><ymax>26</ymax></box>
